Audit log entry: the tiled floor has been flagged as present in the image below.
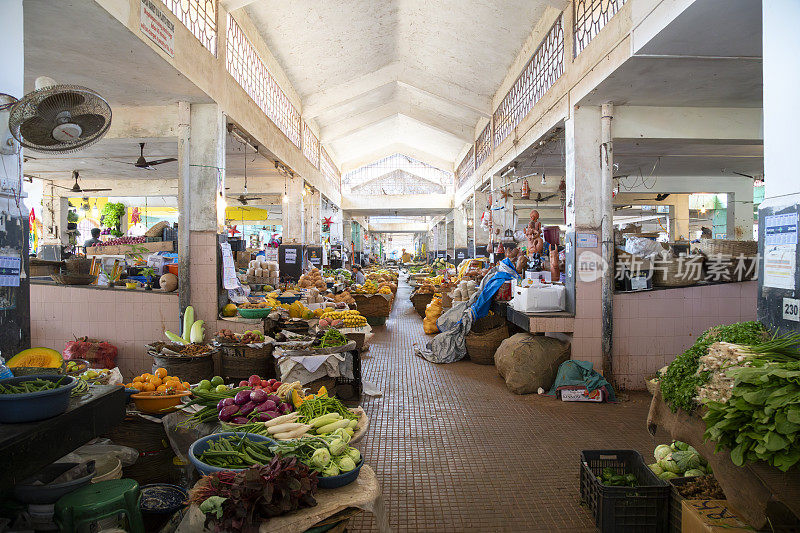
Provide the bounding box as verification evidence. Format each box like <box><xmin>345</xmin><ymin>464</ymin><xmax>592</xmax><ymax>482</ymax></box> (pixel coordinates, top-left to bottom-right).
<box><xmin>349</xmin><ymin>278</ymin><xmax>668</xmax><ymax>532</ymax></box>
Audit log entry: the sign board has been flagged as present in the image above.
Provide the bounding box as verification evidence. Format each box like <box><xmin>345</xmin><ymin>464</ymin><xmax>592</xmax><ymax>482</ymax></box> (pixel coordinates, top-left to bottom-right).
<box><xmin>576</xmin><ymin>233</ymin><xmax>598</xmax><ymax>248</ymax></box>
<box><xmin>0</xmin><ymin>255</ymin><xmax>21</xmax><ymax>287</ymax></box>
<box><xmin>436</xmin><ymin>250</ymin><xmax>447</xmax><ymax>259</ymax></box>
<box><xmin>783</xmin><ymin>298</ymin><xmax>800</xmax><ymax>322</ymax></box>
<box><xmin>306</xmin><ymin>245</ymin><xmax>322</xmax><ymax>267</ymax></box>
<box><xmin>140</xmin><ymin>0</ymin><xmax>175</xmax><ymax>57</ymax></box>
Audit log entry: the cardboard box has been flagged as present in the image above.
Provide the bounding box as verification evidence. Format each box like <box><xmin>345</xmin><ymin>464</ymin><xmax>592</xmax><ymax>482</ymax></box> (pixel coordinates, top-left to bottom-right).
<box><xmin>681</xmin><ymin>500</ymin><xmax>750</xmax><ymax>533</ymax></box>
<box><xmin>559</xmin><ymin>387</ymin><xmax>604</xmax><ymax>402</ymax></box>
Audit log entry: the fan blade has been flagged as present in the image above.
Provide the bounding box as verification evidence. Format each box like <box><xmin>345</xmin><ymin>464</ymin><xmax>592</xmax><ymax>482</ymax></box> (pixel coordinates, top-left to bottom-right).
<box><xmin>37</xmin><ymin>92</ymin><xmax>85</xmax><ymax>117</ymax></box>
<box><xmin>70</xmin><ymin>114</ymin><xmax>108</xmax><ymax>138</ymax></box>
<box><xmin>80</xmin><ymin>188</ymin><xmax>112</xmax><ymax>193</ymax></box>
<box><xmin>19</xmin><ymin>116</ymin><xmax>60</xmax><ymax>146</ymax></box>
<box><xmin>144</xmin><ymin>158</ymin><xmax>177</xmax><ymax>167</ymax></box>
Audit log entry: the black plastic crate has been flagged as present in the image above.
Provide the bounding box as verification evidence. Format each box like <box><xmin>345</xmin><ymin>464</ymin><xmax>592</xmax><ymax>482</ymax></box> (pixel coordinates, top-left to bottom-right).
<box><xmin>580</xmin><ymin>450</ymin><xmax>670</xmax><ymax>533</ymax></box>
<box><xmin>668</xmin><ymin>476</ymin><xmax>693</xmax><ymax>533</ymax></box>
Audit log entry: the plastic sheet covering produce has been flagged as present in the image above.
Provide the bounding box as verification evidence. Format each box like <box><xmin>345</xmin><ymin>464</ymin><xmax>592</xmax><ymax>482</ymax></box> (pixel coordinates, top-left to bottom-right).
<box><xmin>417</xmin><ymin>259</ymin><xmax>519</xmax><ymax>364</ymax></box>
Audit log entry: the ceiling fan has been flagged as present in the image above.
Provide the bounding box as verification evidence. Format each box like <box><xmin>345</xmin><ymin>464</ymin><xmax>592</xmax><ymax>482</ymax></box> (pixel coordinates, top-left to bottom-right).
<box><xmin>52</xmin><ymin>170</ymin><xmax>111</xmax><ymax>193</ymax></box>
<box><xmin>231</xmin><ymin>140</ymin><xmax>262</xmax><ymax>205</ymax></box>
<box><xmin>632</xmin><ymin>193</ymin><xmax>670</xmax><ymax>202</ymax></box>
<box><xmin>533</xmin><ymin>192</ymin><xmax>557</xmax><ymax>203</ymax></box>
<box><xmin>118</xmin><ymin>142</ymin><xmax>177</xmax><ymax>170</ymax></box>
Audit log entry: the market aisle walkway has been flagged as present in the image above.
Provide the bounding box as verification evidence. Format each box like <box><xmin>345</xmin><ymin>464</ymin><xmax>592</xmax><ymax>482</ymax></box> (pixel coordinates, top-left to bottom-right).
<box><xmin>349</xmin><ymin>278</ymin><xmax>665</xmax><ymax>532</ymax></box>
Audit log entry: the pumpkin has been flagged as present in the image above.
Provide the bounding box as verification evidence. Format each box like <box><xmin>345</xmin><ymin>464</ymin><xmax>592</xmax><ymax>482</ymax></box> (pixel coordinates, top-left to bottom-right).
<box><xmin>7</xmin><ymin>347</ymin><xmax>63</xmax><ymax>368</ymax></box>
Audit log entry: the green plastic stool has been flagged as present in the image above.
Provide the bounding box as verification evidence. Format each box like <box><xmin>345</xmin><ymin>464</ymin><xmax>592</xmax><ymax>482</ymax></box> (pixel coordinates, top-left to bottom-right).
<box><xmin>54</xmin><ymin>479</ymin><xmax>145</xmax><ymax>533</ymax></box>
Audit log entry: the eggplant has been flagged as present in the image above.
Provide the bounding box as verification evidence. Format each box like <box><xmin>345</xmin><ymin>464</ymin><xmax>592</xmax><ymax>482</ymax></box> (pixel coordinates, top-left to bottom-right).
<box><xmin>239</xmin><ymin>401</ymin><xmax>257</xmax><ymax>417</ymax></box>
<box><xmin>261</xmin><ymin>399</ymin><xmax>277</xmax><ymax>412</ymax></box>
<box><xmin>249</xmin><ymin>388</ymin><xmax>268</xmax><ymax>404</ymax></box>
<box><xmin>257</xmin><ymin>411</ymin><xmax>278</xmax><ymax>422</ymax></box>
<box><xmin>234</xmin><ymin>390</ymin><xmax>251</xmax><ymax>405</ymax></box>
<box><xmin>266</xmin><ymin>394</ymin><xmax>281</xmax><ymax>405</ymax></box>
<box><xmin>217</xmin><ymin>399</ymin><xmax>228</xmax><ymax>411</ymax></box>
<box><xmin>231</xmin><ymin>416</ymin><xmax>249</xmax><ymax>425</ymax></box>
<box><xmin>277</xmin><ymin>402</ymin><xmax>293</xmax><ymax>414</ymax></box>
<box><xmin>221</xmin><ymin>397</ymin><xmax>235</xmax><ymax>407</ymax></box>
<box><xmin>218</xmin><ymin>404</ymin><xmax>240</xmax><ymax>422</ymax></box>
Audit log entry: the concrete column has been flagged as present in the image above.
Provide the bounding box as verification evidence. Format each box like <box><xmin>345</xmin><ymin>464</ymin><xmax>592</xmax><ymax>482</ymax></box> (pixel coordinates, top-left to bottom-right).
<box><xmin>178</xmin><ymin>103</ymin><xmax>225</xmax><ymax>330</ymax></box>
<box><xmin>726</xmin><ymin>178</ymin><xmax>754</xmax><ymax>240</ymax></box>
<box><xmin>282</xmin><ymin>177</ymin><xmax>304</xmax><ymax>243</ymax></box>
<box><xmin>669</xmin><ymin>194</ymin><xmax>690</xmax><ymax>241</ymax></box>
<box><xmin>454</xmin><ymin>205</ymin><xmax>468</xmax><ymax>248</ymax></box>
<box><xmin>565</xmin><ymin>105</ymin><xmax>604</xmax><ymax>373</ymax></box>
<box><xmin>473</xmin><ymin>189</ymin><xmax>490</xmax><ymax>246</ymax></box>
<box><xmin>309</xmin><ymin>189</ymin><xmax>321</xmax><ymax>243</ymax></box>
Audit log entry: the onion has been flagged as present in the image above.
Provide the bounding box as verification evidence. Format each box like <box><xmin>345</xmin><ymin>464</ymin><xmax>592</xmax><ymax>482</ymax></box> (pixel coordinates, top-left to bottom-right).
<box><xmin>234</xmin><ymin>390</ymin><xmax>251</xmax><ymax>405</ymax></box>
<box><xmin>249</xmin><ymin>388</ymin><xmax>268</xmax><ymax>404</ymax></box>
<box><xmin>218</xmin><ymin>405</ymin><xmax>240</xmax><ymax>422</ymax></box>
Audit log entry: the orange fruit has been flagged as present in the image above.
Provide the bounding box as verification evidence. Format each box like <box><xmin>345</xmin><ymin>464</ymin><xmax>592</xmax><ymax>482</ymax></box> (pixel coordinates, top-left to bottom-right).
<box><xmin>150</xmin><ymin>377</ymin><xmax>163</xmax><ymax>387</ymax></box>
<box><xmin>156</xmin><ymin>384</ymin><xmax>167</xmax><ymax>392</ymax></box>
<box><xmin>133</xmin><ymin>382</ymin><xmax>145</xmax><ymax>391</ymax></box>
<box><xmin>155</xmin><ymin>368</ymin><xmax>168</xmax><ymax>379</ymax></box>
<box><xmin>182</xmin><ymin>382</ymin><xmax>190</xmax><ymax>390</ymax></box>
<box><xmin>133</xmin><ymin>376</ymin><xmax>144</xmax><ymax>383</ymax></box>
<box><xmin>143</xmin><ymin>382</ymin><xmax>156</xmax><ymax>392</ymax></box>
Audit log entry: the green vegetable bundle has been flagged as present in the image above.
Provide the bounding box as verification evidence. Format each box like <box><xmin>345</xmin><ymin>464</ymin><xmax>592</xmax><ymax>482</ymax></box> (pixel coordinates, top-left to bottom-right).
<box><xmin>600</xmin><ymin>467</ymin><xmax>638</xmax><ymax>487</ymax></box>
<box><xmin>703</xmin><ymin>361</ymin><xmax>800</xmax><ymax>471</ymax></box>
<box><xmin>0</xmin><ymin>377</ymin><xmax>68</xmax><ymax>394</ymax></box>
<box><xmin>196</xmin><ymin>435</ymin><xmax>274</xmax><ymax>469</ymax></box>
<box><xmin>269</xmin><ymin>433</ymin><xmax>361</xmax><ymax>477</ymax></box>
<box><xmin>660</xmin><ymin>321</ymin><xmax>769</xmax><ymax>413</ymax></box>
<box><xmin>296</xmin><ymin>395</ymin><xmax>358</xmax><ymax>424</ymax></box>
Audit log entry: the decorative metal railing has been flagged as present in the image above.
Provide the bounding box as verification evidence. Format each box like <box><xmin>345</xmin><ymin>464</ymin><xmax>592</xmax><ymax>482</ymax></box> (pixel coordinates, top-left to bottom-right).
<box><xmin>226</xmin><ymin>14</ymin><xmax>301</xmax><ymax>147</ymax></box>
<box><xmin>320</xmin><ymin>148</ymin><xmax>341</xmax><ymax>192</ymax></box>
<box><xmin>493</xmin><ymin>17</ymin><xmax>564</xmax><ymax>147</ymax></box>
<box><xmin>302</xmin><ymin>123</ymin><xmax>320</xmax><ymax>169</ymax></box>
<box><xmin>574</xmin><ymin>0</ymin><xmax>627</xmax><ymax>56</ymax></box>
<box><xmin>342</xmin><ymin>154</ymin><xmax>453</xmax><ymax>194</ymax></box>
<box><xmin>456</xmin><ymin>146</ymin><xmax>475</xmax><ymax>190</ymax></box>
<box><xmin>160</xmin><ymin>0</ymin><xmax>217</xmax><ymax>55</ymax></box>
<box><xmin>475</xmin><ymin>122</ymin><xmax>492</xmax><ymax>169</ymax></box>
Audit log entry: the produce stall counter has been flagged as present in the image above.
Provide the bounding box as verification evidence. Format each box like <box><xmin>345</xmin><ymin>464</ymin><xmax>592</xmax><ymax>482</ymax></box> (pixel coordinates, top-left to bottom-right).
<box><xmin>30</xmin><ymin>278</ymin><xmax>177</xmax><ymax>295</ymax></box>
<box><xmin>491</xmin><ymin>301</ymin><xmax>575</xmax><ymax>333</ymax></box>
<box><xmin>0</xmin><ymin>384</ymin><xmax>126</xmax><ymax>490</ymax></box>
<box><xmin>176</xmin><ymin>465</ymin><xmax>390</xmax><ymax>533</ymax></box>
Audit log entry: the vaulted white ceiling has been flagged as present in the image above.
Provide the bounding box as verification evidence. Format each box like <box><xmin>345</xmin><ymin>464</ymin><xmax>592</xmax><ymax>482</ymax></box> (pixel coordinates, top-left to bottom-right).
<box><xmin>241</xmin><ymin>0</ymin><xmax>555</xmax><ymax>171</ymax></box>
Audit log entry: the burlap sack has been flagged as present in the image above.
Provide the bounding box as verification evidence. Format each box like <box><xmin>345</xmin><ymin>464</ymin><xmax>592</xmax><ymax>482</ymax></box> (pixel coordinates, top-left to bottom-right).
<box><xmin>494</xmin><ymin>333</ymin><xmax>570</xmax><ymax>394</ymax></box>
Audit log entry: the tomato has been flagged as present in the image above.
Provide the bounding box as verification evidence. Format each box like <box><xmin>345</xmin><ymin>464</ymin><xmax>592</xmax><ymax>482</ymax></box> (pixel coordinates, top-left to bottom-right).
<box><xmin>239</xmin><ymin>380</ymin><xmax>249</xmax><ymax>387</ymax></box>
<box><xmin>260</xmin><ymin>380</ymin><xmax>269</xmax><ymax>387</ymax></box>
<box><xmin>248</xmin><ymin>375</ymin><xmax>262</xmax><ymax>387</ymax></box>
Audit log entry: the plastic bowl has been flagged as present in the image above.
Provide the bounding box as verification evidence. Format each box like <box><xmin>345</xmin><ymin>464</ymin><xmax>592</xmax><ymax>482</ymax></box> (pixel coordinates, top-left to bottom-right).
<box><xmin>277</xmin><ymin>295</ymin><xmax>301</xmax><ymax>304</ymax></box>
<box><xmin>318</xmin><ymin>459</ymin><xmax>364</xmax><ymax>489</ymax></box>
<box><xmin>13</xmin><ymin>461</ymin><xmax>96</xmax><ymax>504</ymax></box>
<box><xmin>189</xmin><ymin>432</ymin><xmax>275</xmax><ymax>476</ymax></box>
<box><xmin>130</xmin><ymin>391</ymin><xmax>191</xmax><ymax>414</ymax></box>
<box><xmin>237</xmin><ymin>307</ymin><xmax>272</xmax><ymax>319</ymax></box>
<box><xmin>0</xmin><ymin>375</ymin><xmax>78</xmax><ymax>423</ymax></box>
<box><xmin>140</xmin><ymin>483</ymin><xmax>188</xmax><ymax>532</ymax></box>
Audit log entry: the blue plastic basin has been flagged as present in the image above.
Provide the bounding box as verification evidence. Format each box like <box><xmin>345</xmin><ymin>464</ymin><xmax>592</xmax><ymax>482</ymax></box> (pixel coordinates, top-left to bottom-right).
<box><xmin>0</xmin><ymin>375</ymin><xmax>78</xmax><ymax>423</ymax></box>
<box><xmin>277</xmin><ymin>295</ymin><xmax>301</xmax><ymax>304</ymax></box>
<box><xmin>188</xmin><ymin>432</ymin><xmax>275</xmax><ymax>476</ymax></box>
<box><xmin>318</xmin><ymin>459</ymin><xmax>364</xmax><ymax>489</ymax></box>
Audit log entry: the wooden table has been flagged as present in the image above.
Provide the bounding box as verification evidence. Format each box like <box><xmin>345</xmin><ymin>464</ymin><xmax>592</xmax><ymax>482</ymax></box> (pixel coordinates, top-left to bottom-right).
<box><xmin>0</xmin><ymin>385</ymin><xmax>126</xmax><ymax>489</ymax></box>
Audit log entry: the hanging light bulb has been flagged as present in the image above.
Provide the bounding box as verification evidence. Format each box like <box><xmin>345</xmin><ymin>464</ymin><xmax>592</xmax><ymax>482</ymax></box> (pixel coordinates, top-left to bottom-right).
<box><xmin>541</xmin><ymin>173</ymin><xmax>547</xmax><ymax>186</ymax></box>
<box><xmin>282</xmin><ymin>193</ymin><xmax>288</xmax><ymax>203</ymax></box>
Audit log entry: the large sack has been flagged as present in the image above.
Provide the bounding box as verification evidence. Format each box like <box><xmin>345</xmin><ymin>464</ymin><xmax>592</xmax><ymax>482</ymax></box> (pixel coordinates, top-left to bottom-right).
<box><xmin>494</xmin><ymin>333</ymin><xmax>570</xmax><ymax>394</ymax></box>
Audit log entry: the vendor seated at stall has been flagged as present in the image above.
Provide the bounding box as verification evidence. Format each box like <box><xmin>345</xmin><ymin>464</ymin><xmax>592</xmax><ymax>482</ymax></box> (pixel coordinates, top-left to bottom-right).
<box><xmin>83</xmin><ymin>227</ymin><xmax>101</xmax><ymax>248</ymax></box>
<box><xmin>351</xmin><ymin>264</ymin><xmax>366</xmax><ymax>284</ymax></box>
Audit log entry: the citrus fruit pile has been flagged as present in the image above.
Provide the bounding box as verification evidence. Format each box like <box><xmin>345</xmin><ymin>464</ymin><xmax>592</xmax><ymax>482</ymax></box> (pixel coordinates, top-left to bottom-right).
<box><xmin>126</xmin><ymin>367</ymin><xmax>190</xmax><ymax>393</ymax></box>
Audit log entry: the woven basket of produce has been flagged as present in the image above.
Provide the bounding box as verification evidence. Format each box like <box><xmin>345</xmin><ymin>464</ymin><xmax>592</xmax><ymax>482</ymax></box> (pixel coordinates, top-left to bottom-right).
<box><xmin>147</xmin><ymin>344</ymin><xmax>215</xmax><ymax>384</ymax></box>
<box><xmin>692</xmin><ymin>240</ymin><xmax>758</xmax><ymax>281</ymax></box>
<box><xmin>353</xmin><ymin>294</ymin><xmax>391</xmax><ymax>317</ymax></box>
<box><xmin>652</xmin><ymin>254</ymin><xmax>704</xmax><ymax>287</ymax></box>
<box><xmin>220</xmin><ymin>346</ymin><xmax>276</xmax><ymax>383</ymax></box>
<box><xmin>472</xmin><ymin>312</ymin><xmax>506</xmax><ymax>333</ymax></box>
<box><xmin>144</xmin><ymin>221</ymin><xmax>169</xmax><ymax>238</ymax></box>
<box><xmin>465</xmin><ymin>324</ymin><xmax>509</xmax><ymax>365</ymax></box>
<box><xmin>410</xmin><ymin>291</ymin><xmax>434</xmax><ymax>317</ymax></box>
<box><xmin>693</xmin><ymin>239</ymin><xmax>758</xmax><ymax>257</ymax></box>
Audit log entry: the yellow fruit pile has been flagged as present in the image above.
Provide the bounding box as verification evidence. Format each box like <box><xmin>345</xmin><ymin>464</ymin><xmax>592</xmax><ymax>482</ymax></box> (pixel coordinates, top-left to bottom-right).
<box><xmin>126</xmin><ymin>367</ymin><xmax>190</xmax><ymax>393</ymax></box>
<box><xmin>353</xmin><ymin>280</ymin><xmax>379</xmax><ymax>294</ymax></box>
<box><xmin>321</xmin><ymin>309</ymin><xmax>367</xmax><ymax>327</ymax></box>
<box><xmin>378</xmin><ymin>286</ymin><xmax>392</xmax><ymax>294</ymax></box>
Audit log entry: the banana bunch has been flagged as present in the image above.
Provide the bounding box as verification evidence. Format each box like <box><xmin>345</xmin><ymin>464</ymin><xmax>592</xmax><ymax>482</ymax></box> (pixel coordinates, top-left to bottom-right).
<box><xmin>321</xmin><ymin>309</ymin><xmax>367</xmax><ymax>328</ymax></box>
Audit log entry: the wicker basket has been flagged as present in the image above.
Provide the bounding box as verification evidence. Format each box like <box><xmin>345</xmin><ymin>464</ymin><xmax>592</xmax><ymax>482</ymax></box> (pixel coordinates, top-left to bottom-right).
<box><xmin>51</xmin><ymin>273</ymin><xmax>97</xmax><ymax>285</ymax></box>
<box><xmin>692</xmin><ymin>240</ymin><xmax>758</xmax><ymax>281</ymax></box>
<box><xmin>353</xmin><ymin>294</ymin><xmax>391</xmax><ymax>317</ymax></box>
<box><xmin>219</xmin><ymin>344</ymin><xmax>276</xmax><ymax>382</ymax></box>
<box><xmin>410</xmin><ymin>291</ymin><xmax>434</xmax><ymax>317</ymax></box>
<box><xmin>652</xmin><ymin>255</ymin><xmax>704</xmax><ymax>287</ymax></box>
<box><xmin>472</xmin><ymin>312</ymin><xmax>506</xmax><ymax>333</ymax></box>
<box><xmin>149</xmin><ymin>351</ymin><xmax>214</xmax><ymax>383</ymax></box>
<box><xmin>465</xmin><ymin>324</ymin><xmax>509</xmax><ymax>365</ymax></box>
<box><xmin>693</xmin><ymin>239</ymin><xmax>758</xmax><ymax>257</ymax></box>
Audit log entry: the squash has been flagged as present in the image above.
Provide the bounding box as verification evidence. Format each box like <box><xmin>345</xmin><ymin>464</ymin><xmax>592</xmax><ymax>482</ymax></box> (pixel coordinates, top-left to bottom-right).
<box><xmin>7</xmin><ymin>347</ymin><xmax>63</xmax><ymax>368</ymax></box>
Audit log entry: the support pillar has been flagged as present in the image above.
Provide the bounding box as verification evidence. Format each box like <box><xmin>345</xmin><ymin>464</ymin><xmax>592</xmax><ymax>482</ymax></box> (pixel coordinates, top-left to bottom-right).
<box><xmin>472</xmin><ymin>189</ymin><xmax>490</xmax><ymax>251</ymax></box>
<box><xmin>600</xmin><ymin>104</ymin><xmax>614</xmax><ymax>381</ymax></box>
<box><xmin>454</xmin><ymin>204</ymin><xmax>468</xmax><ymax>248</ymax></box>
<box><xmin>726</xmin><ymin>178</ymin><xmax>755</xmax><ymax>240</ymax></box>
<box><xmin>565</xmin><ymin>105</ymin><xmax>605</xmax><ymax>374</ymax></box>
<box><xmin>669</xmin><ymin>194</ymin><xmax>690</xmax><ymax>241</ymax></box>
<box><xmin>282</xmin><ymin>177</ymin><xmax>304</xmax><ymax>243</ymax></box>
<box><xmin>309</xmin><ymin>189</ymin><xmax>321</xmax><ymax>244</ymax></box>
<box><xmin>178</xmin><ymin>102</ymin><xmax>226</xmax><ymax>332</ymax></box>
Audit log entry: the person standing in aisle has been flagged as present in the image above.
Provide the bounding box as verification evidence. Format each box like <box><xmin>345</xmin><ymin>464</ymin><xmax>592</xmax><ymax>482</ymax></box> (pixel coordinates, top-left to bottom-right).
<box><xmin>351</xmin><ymin>264</ymin><xmax>366</xmax><ymax>285</ymax></box>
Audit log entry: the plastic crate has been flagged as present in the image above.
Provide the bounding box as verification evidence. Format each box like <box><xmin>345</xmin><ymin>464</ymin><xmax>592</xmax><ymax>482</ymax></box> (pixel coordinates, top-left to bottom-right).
<box><xmin>580</xmin><ymin>450</ymin><xmax>670</xmax><ymax>533</ymax></box>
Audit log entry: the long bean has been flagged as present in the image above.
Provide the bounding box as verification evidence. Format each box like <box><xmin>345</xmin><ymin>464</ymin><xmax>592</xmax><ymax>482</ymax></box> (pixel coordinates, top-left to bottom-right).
<box><xmin>0</xmin><ymin>377</ymin><xmax>67</xmax><ymax>394</ymax></box>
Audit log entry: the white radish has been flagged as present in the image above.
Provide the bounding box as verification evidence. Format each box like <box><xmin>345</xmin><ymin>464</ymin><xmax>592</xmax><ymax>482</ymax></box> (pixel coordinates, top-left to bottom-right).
<box><xmin>267</xmin><ymin>422</ymin><xmax>305</xmax><ymax>435</ymax></box>
<box><xmin>264</xmin><ymin>412</ymin><xmax>298</xmax><ymax>427</ymax></box>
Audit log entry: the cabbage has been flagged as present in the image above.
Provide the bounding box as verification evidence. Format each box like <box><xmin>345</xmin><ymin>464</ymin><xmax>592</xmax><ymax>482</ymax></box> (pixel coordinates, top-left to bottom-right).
<box><xmin>337</xmin><ymin>456</ymin><xmax>356</xmax><ymax>472</ymax></box>
<box><xmin>327</xmin><ymin>438</ymin><xmax>347</xmax><ymax>456</ymax></box>
<box><xmin>648</xmin><ymin>463</ymin><xmax>663</xmax><ymax>476</ymax></box>
<box><xmin>672</xmin><ymin>440</ymin><xmax>689</xmax><ymax>452</ymax></box>
<box><xmin>658</xmin><ymin>457</ymin><xmax>681</xmax><ymax>474</ymax></box>
<box><xmin>683</xmin><ymin>469</ymin><xmax>704</xmax><ymax>477</ymax></box>
<box><xmin>672</xmin><ymin>450</ymin><xmax>701</xmax><ymax>472</ymax></box>
<box><xmin>654</xmin><ymin>445</ymin><xmax>672</xmax><ymax>461</ymax></box>
<box><xmin>346</xmin><ymin>447</ymin><xmax>361</xmax><ymax>464</ymax></box>
<box><xmin>659</xmin><ymin>471</ymin><xmax>679</xmax><ymax>480</ymax></box>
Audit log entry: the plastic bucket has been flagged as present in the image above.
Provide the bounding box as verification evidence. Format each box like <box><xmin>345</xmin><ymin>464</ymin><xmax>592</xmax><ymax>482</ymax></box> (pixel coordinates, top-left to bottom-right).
<box><xmin>0</xmin><ymin>375</ymin><xmax>78</xmax><ymax>423</ymax></box>
<box><xmin>83</xmin><ymin>455</ymin><xmax>122</xmax><ymax>483</ymax></box>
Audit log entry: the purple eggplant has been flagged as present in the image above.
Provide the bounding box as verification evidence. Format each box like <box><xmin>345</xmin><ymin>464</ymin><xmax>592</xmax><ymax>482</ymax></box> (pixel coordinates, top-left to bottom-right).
<box><xmin>256</xmin><ymin>411</ymin><xmax>277</xmax><ymax>422</ymax></box>
<box><xmin>277</xmin><ymin>402</ymin><xmax>293</xmax><ymax>415</ymax></box>
<box><xmin>234</xmin><ymin>390</ymin><xmax>251</xmax><ymax>405</ymax></box>
<box><xmin>217</xmin><ymin>399</ymin><xmax>227</xmax><ymax>411</ymax></box>
<box><xmin>231</xmin><ymin>416</ymin><xmax>249</xmax><ymax>425</ymax></box>
<box><xmin>260</xmin><ymin>399</ymin><xmax>277</xmax><ymax>412</ymax></box>
<box><xmin>218</xmin><ymin>404</ymin><xmax>240</xmax><ymax>422</ymax></box>
<box><xmin>249</xmin><ymin>388</ymin><xmax>268</xmax><ymax>404</ymax></box>
<box><xmin>266</xmin><ymin>394</ymin><xmax>281</xmax><ymax>405</ymax></box>
<box><xmin>221</xmin><ymin>397</ymin><xmax>235</xmax><ymax>407</ymax></box>
<box><xmin>239</xmin><ymin>401</ymin><xmax>257</xmax><ymax>417</ymax></box>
